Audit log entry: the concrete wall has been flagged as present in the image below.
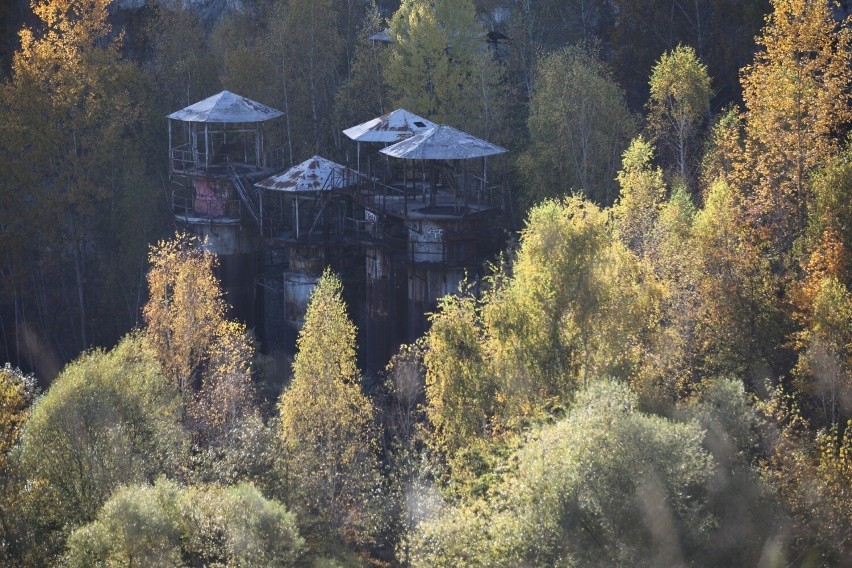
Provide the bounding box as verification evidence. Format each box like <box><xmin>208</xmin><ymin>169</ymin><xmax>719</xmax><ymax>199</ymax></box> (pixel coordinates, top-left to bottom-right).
<box><xmin>407</xmin><ymin>266</ymin><xmax>464</xmax><ymax>340</ymax></box>
<box><xmin>185</xmin><ymin>220</ymin><xmax>260</xmax><ymax>327</ymax></box>
<box><xmin>365</xmin><ymin>246</ymin><xmax>407</xmax><ymax>371</ymax></box>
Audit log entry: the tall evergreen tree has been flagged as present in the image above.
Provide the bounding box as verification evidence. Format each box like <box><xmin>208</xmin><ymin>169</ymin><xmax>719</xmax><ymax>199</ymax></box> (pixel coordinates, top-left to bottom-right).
<box><xmin>386</xmin><ymin>0</ymin><xmax>506</xmax><ymax>138</ymax></box>
<box><xmin>277</xmin><ymin>269</ymin><xmax>383</xmax><ymax>548</ymax></box>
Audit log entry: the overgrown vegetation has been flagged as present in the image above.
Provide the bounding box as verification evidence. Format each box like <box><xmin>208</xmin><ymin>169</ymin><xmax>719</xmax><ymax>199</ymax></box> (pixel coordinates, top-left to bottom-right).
<box><xmin>1</xmin><ymin>0</ymin><xmax>852</xmax><ymax>565</ymax></box>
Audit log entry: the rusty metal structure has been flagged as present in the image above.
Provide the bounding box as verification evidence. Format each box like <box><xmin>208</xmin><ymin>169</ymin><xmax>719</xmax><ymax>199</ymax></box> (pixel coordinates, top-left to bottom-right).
<box><xmin>168</xmin><ymin>91</ymin><xmax>286</xmax><ymax>326</ymax></box>
<box><xmin>356</xmin><ymin>122</ymin><xmax>508</xmax><ymax>359</ymax></box>
<box><xmin>168</xmin><ymin>94</ymin><xmax>509</xmax><ymax>370</ymax></box>
<box><xmin>254</xmin><ymin>156</ymin><xmax>365</xmax><ymax>342</ymax></box>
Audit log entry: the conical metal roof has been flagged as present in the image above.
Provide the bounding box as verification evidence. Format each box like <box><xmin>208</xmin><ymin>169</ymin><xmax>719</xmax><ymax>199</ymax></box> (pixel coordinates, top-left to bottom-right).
<box><xmin>255</xmin><ymin>155</ymin><xmax>363</xmax><ymax>193</ymax></box>
<box><xmin>167</xmin><ymin>91</ymin><xmax>283</xmax><ymax>123</ymax></box>
<box><xmin>380</xmin><ymin>124</ymin><xmax>507</xmax><ymax>160</ymax></box>
<box><xmin>368</xmin><ymin>29</ymin><xmax>393</xmax><ymax>43</ymax></box>
<box><xmin>342</xmin><ymin>109</ymin><xmax>436</xmax><ymax>143</ymax></box>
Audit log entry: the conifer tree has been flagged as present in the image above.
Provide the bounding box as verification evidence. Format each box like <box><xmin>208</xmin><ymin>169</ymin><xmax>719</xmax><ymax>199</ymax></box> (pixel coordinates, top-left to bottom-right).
<box><xmin>278</xmin><ymin>269</ymin><xmax>383</xmax><ymax>547</ymax></box>
<box><xmin>385</xmin><ymin>0</ymin><xmax>506</xmax><ymax>138</ymax></box>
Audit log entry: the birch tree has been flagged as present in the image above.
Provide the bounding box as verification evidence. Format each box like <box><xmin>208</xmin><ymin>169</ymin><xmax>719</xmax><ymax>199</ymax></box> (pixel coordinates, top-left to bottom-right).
<box><xmin>647</xmin><ymin>45</ymin><xmax>712</xmax><ymax>188</ymax></box>
<box><xmin>519</xmin><ymin>45</ymin><xmax>636</xmax><ymax>206</ymax></box>
<box><xmin>740</xmin><ymin>0</ymin><xmax>852</xmax><ymax>253</ymax></box>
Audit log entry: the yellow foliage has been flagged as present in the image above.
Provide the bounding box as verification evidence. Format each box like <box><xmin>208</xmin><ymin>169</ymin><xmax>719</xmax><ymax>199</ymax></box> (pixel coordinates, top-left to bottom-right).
<box><xmin>0</xmin><ymin>364</ymin><xmax>34</xmax><ymax>470</ymax></box>
<box><xmin>759</xmin><ymin>385</ymin><xmax>852</xmax><ymax>559</ymax></box>
<box><xmin>740</xmin><ymin>0</ymin><xmax>852</xmax><ymax>250</ymax></box>
<box><xmin>143</xmin><ymin>233</ymin><xmax>228</xmax><ymax>393</ymax></box>
<box><xmin>142</xmin><ymin>233</ymin><xmax>255</xmax><ymax>445</ymax></box>
<box><xmin>424</xmin><ymin>291</ymin><xmax>494</xmax><ymax>456</ymax></box>
<box><xmin>278</xmin><ymin>269</ymin><xmax>382</xmax><ymax>547</ymax></box>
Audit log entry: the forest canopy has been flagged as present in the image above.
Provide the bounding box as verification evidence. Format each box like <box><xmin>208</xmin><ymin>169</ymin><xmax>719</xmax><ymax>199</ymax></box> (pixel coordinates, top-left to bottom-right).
<box><xmin>1</xmin><ymin>0</ymin><xmax>852</xmax><ymax>566</ymax></box>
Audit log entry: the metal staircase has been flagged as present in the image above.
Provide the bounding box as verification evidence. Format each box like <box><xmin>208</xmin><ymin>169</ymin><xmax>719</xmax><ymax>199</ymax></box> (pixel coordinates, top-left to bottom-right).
<box><xmin>228</xmin><ymin>162</ymin><xmax>261</xmax><ymax>226</ymax></box>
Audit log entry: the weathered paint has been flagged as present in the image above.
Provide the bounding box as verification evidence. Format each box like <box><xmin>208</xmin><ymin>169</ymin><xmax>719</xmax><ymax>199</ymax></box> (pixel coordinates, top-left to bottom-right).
<box><xmin>168</xmin><ymin>90</ymin><xmax>283</xmax><ymax>123</ymax></box>
<box><xmin>184</xmin><ymin>219</ymin><xmax>260</xmax><ymax>257</ymax></box>
<box><xmin>365</xmin><ymin>246</ymin><xmax>407</xmax><ymax>370</ymax></box>
<box><xmin>216</xmin><ymin>252</ymin><xmax>258</xmax><ymax>328</ymax></box>
<box><xmin>380</xmin><ymin>124</ymin><xmax>506</xmax><ymax>160</ymax></box>
<box><xmin>192</xmin><ymin>177</ymin><xmax>232</xmax><ymax>217</ymax></box>
<box><xmin>282</xmin><ymin>270</ymin><xmax>319</xmax><ymax>335</ymax></box>
<box><xmin>342</xmin><ymin>109</ymin><xmax>436</xmax><ymax>143</ymax></box>
<box><xmin>407</xmin><ymin>267</ymin><xmax>465</xmax><ymax>340</ymax></box>
<box><xmin>255</xmin><ymin>155</ymin><xmax>363</xmax><ymax>193</ymax></box>
<box><xmin>409</xmin><ymin>220</ymin><xmax>445</xmax><ymax>263</ymax></box>
<box><xmin>177</xmin><ymin>218</ymin><xmax>261</xmax><ymax>328</ymax></box>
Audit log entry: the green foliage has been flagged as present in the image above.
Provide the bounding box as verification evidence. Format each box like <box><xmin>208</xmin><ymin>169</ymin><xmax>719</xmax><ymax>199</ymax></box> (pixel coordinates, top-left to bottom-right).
<box><xmin>421</xmin><ymin>197</ymin><xmax>660</xmax><ymax>457</ymax></box>
<box><xmin>614</xmin><ymin>137</ymin><xmax>667</xmax><ymax>257</ymax></box>
<box><xmin>699</xmin><ymin>106</ymin><xmax>747</xmax><ymax>195</ymax></box>
<box><xmin>519</xmin><ymin>44</ymin><xmax>636</xmax><ymax>206</ymax></box>
<box><xmin>278</xmin><ymin>269</ymin><xmax>384</xmax><ymax>548</ymax></box>
<box><xmin>634</xmin><ymin>186</ymin><xmax>702</xmax><ymax>402</ymax></box>
<box><xmin>424</xmin><ymin>291</ymin><xmax>494</xmax><ymax>455</ymax></box>
<box><xmin>409</xmin><ymin>380</ymin><xmax>717</xmax><ymax>567</ymax></box>
<box><xmin>386</xmin><ymin>0</ymin><xmax>506</xmax><ymax>138</ymax></box>
<box><xmin>647</xmin><ymin>45</ymin><xmax>712</xmax><ymax>186</ymax></box>
<box><xmin>190</xmin><ymin>413</ymin><xmax>289</xmax><ymax>500</ymax></box>
<box><xmin>64</xmin><ymin>478</ymin><xmax>304</xmax><ymax>567</ymax></box>
<box><xmin>678</xmin><ymin>378</ymin><xmax>780</xmax><ymax>566</ymax></box>
<box><xmin>684</xmin><ymin>377</ymin><xmax>758</xmax><ymax>462</ymax></box>
<box><xmin>11</xmin><ymin>333</ymin><xmax>188</xmax><ymax>565</ymax></box>
<box><xmin>485</xmin><ymin>197</ymin><xmax>610</xmax><ymax>406</ymax></box>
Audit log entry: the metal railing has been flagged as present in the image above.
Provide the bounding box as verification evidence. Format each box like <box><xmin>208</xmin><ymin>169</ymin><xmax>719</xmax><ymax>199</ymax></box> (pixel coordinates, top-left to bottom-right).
<box><xmin>169</xmin><ymin>144</ymin><xmax>205</xmax><ymax>174</ymax></box>
<box><xmin>171</xmin><ymin>190</ymin><xmax>245</xmax><ymax>222</ymax></box>
<box><xmin>170</xmin><ymin>143</ymin><xmax>288</xmax><ymax>176</ymax></box>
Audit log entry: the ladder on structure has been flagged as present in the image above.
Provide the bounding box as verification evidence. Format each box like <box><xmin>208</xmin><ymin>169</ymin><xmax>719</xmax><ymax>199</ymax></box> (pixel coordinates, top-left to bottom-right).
<box><xmin>228</xmin><ymin>163</ymin><xmax>261</xmax><ymax>227</ymax></box>
<box><xmin>305</xmin><ymin>169</ymin><xmax>346</xmax><ymax>238</ymax></box>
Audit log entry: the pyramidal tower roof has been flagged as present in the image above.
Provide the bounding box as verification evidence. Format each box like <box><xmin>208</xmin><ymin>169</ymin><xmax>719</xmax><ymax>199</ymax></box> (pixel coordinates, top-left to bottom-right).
<box><xmin>343</xmin><ymin>109</ymin><xmax>436</xmax><ymax>143</ymax></box>
<box><xmin>167</xmin><ymin>91</ymin><xmax>283</xmax><ymax>123</ymax></box>
<box><xmin>380</xmin><ymin>124</ymin><xmax>507</xmax><ymax>160</ymax></box>
<box><xmin>255</xmin><ymin>155</ymin><xmax>363</xmax><ymax>193</ymax></box>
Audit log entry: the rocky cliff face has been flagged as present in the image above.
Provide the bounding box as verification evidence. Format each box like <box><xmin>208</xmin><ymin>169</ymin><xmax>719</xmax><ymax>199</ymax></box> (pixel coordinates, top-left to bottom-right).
<box><xmin>114</xmin><ymin>0</ymin><xmax>246</xmax><ymax>28</ymax></box>
<box><xmin>0</xmin><ymin>0</ymin><xmax>252</xmax><ymax>69</ymax></box>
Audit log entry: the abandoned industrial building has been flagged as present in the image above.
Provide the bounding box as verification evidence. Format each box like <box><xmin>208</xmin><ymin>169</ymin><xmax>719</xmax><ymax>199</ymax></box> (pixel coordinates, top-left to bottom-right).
<box><xmin>168</xmin><ymin>91</ymin><xmax>510</xmax><ymax>370</ymax></box>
